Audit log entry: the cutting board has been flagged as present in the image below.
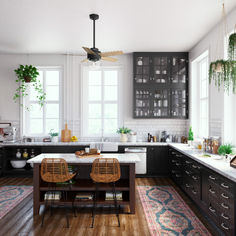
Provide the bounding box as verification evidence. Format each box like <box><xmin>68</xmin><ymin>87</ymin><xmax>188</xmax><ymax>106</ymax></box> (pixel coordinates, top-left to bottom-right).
<box><xmin>61</xmin><ymin>124</ymin><xmax>71</xmax><ymax>142</ymax></box>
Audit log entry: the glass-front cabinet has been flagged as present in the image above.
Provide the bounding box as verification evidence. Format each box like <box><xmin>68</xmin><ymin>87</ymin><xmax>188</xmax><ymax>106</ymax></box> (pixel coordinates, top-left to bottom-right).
<box><xmin>133</xmin><ymin>52</ymin><xmax>188</xmax><ymax>119</ymax></box>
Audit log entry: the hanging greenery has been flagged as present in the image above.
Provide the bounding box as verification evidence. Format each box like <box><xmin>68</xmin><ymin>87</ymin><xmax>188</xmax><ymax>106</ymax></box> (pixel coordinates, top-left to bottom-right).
<box><xmin>228</xmin><ymin>33</ymin><xmax>236</xmax><ymax>60</ymax></box>
<box><xmin>13</xmin><ymin>65</ymin><xmax>46</xmax><ymax>108</ymax></box>
<box><xmin>209</xmin><ymin>60</ymin><xmax>234</xmax><ymax>93</ymax></box>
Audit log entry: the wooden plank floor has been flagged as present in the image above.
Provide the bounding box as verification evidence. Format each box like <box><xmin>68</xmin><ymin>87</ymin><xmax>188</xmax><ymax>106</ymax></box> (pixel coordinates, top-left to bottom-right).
<box><xmin>0</xmin><ymin>177</ymin><xmax>218</xmax><ymax>236</ymax></box>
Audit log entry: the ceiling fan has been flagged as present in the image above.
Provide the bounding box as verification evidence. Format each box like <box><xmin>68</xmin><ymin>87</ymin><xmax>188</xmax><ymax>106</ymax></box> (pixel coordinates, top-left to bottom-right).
<box><xmin>81</xmin><ymin>14</ymin><xmax>123</xmax><ymax>63</ymax></box>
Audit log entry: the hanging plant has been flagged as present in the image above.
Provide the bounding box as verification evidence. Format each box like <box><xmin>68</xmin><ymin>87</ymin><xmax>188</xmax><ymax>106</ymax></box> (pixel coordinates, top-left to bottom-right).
<box><xmin>209</xmin><ymin>60</ymin><xmax>236</xmax><ymax>93</ymax></box>
<box><xmin>13</xmin><ymin>65</ymin><xmax>46</xmax><ymax>108</ymax></box>
<box><xmin>228</xmin><ymin>33</ymin><xmax>236</xmax><ymax>60</ymax></box>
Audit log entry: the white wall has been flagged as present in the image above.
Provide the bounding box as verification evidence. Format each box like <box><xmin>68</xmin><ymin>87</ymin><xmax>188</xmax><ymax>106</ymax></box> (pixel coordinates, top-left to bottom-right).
<box><xmin>189</xmin><ymin>6</ymin><xmax>236</xmax><ymax>143</ymax></box>
<box><xmin>0</xmin><ymin>53</ymin><xmax>188</xmax><ymax>141</ymax></box>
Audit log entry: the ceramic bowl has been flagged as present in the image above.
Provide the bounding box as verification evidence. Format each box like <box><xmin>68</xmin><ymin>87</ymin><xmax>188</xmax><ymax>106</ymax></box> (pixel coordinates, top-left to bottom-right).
<box><xmin>10</xmin><ymin>160</ymin><xmax>26</xmax><ymax>168</ymax></box>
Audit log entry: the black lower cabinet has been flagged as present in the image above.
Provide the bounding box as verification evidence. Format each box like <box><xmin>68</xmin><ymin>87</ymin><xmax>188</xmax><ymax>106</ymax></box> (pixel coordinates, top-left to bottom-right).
<box><xmin>147</xmin><ymin>146</ymin><xmax>168</xmax><ymax>176</ymax></box>
<box><xmin>1</xmin><ymin>145</ymin><xmax>88</xmax><ymax>176</ymax></box>
<box><xmin>169</xmin><ymin>147</ymin><xmax>236</xmax><ymax>236</ymax></box>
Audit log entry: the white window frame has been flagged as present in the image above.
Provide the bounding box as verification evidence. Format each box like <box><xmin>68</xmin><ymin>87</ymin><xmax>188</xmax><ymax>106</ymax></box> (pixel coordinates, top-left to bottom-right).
<box><xmin>191</xmin><ymin>50</ymin><xmax>209</xmax><ymax>138</ymax></box>
<box><xmin>81</xmin><ymin>66</ymin><xmax>122</xmax><ymax>138</ymax></box>
<box><xmin>22</xmin><ymin>66</ymin><xmax>63</xmax><ymax>137</ymax></box>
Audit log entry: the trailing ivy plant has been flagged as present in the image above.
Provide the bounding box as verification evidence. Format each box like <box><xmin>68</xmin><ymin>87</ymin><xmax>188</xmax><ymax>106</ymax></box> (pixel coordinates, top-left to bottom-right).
<box><xmin>13</xmin><ymin>65</ymin><xmax>46</xmax><ymax>108</ymax></box>
<box><xmin>209</xmin><ymin>59</ymin><xmax>235</xmax><ymax>93</ymax></box>
<box><xmin>228</xmin><ymin>33</ymin><xmax>236</xmax><ymax>60</ymax></box>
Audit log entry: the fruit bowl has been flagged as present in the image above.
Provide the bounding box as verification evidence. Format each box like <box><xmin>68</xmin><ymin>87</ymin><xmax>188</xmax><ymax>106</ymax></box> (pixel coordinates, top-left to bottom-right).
<box><xmin>10</xmin><ymin>160</ymin><xmax>26</xmax><ymax>169</ymax></box>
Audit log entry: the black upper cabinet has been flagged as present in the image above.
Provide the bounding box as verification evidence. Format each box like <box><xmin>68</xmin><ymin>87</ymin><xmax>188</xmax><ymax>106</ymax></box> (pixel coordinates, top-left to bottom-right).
<box><xmin>133</xmin><ymin>52</ymin><xmax>188</xmax><ymax>119</ymax></box>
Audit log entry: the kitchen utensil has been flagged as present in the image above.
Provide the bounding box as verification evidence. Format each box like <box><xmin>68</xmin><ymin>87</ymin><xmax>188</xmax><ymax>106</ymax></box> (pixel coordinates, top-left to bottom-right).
<box><xmin>61</xmin><ymin>124</ymin><xmax>71</xmax><ymax>142</ymax></box>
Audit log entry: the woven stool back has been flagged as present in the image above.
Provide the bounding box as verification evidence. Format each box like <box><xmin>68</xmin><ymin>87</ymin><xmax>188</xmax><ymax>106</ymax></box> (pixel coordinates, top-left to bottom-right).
<box><xmin>41</xmin><ymin>158</ymin><xmax>75</xmax><ymax>183</ymax></box>
<box><xmin>90</xmin><ymin>158</ymin><xmax>121</xmax><ymax>183</ymax></box>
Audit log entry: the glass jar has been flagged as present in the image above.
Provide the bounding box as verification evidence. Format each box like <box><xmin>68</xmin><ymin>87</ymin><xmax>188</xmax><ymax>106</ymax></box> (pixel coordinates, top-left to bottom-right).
<box><xmin>16</xmin><ymin>149</ymin><xmax>21</xmax><ymax>159</ymax></box>
<box><xmin>30</xmin><ymin>149</ymin><xmax>35</xmax><ymax>158</ymax></box>
<box><xmin>23</xmin><ymin>149</ymin><xmax>28</xmax><ymax>159</ymax></box>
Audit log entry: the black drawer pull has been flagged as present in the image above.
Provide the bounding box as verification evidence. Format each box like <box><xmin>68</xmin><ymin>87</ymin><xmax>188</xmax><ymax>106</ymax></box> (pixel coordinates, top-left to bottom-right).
<box><xmin>221</xmin><ymin>223</ymin><xmax>229</xmax><ymax>231</ymax></box>
<box><xmin>221</xmin><ymin>203</ymin><xmax>229</xmax><ymax>209</ymax></box>
<box><xmin>209</xmin><ymin>189</ymin><xmax>215</xmax><ymax>194</ymax></box>
<box><xmin>192</xmin><ymin>176</ymin><xmax>198</xmax><ymax>180</ymax></box>
<box><xmin>192</xmin><ymin>190</ymin><xmax>197</xmax><ymax>195</ymax></box>
<box><xmin>185</xmin><ymin>160</ymin><xmax>191</xmax><ymax>164</ymax></box>
<box><xmin>209</xmin><ymin>206</ymin><xmax>216</xmax><ymax>213</ymax></box>
<box><xmin>221</xmin><ymin>213</ymin><xmax>229</xmax><ymax>220</ymax></box>
<box><xmin>221</xmin><ymin>193</ymin><xmax>229</xmax><ymax>199</ymax></box>
<box><xmin>221</xmin><ymin>183</ymin><xmax>229</xmax><ymax>189</ymax></box>
<box><xmin>209</xmin><ymin>175</ymin><xmax>216</xmax><ymax>180</ymax></box>
<box><xmin>185</xmin><ymin>171</ymin><xmax>191</xmax><ymax>175</ymax></box>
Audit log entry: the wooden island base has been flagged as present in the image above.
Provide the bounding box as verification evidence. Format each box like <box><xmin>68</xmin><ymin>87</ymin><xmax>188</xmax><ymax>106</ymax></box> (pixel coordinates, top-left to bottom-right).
<box><xmin>33</xmin><ymin>162</ymin><xmax>136</xmax><ymax>215</ymax></box>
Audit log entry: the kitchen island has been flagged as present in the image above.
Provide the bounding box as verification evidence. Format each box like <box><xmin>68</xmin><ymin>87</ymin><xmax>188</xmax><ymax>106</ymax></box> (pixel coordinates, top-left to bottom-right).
<box><xmin>27</xmin><ymin>153</ymin><xmax>140</xmax><ymax>215</ymax></box>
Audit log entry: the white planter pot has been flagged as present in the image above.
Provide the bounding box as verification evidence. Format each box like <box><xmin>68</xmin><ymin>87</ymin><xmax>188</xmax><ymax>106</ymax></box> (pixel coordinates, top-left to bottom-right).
<box><xmin>51</xmin><ymin>136</ymin><xmax>59</xmax><ymax>143</ymax></box>
<box><xmin>120</xmin><ymin>133</ymin><xmax>128</xmax><ymax>142</ymax></box>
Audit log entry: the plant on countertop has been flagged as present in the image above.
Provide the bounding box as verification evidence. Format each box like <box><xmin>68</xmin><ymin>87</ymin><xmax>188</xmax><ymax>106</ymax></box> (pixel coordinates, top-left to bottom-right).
<box><xmin>13</xmin><ymin>65</ymin><xmax>46</xmax><ymax>108</ymax></box>
<box><xmin>188</xmin><ymin>126</ymin><xmax>194</xmax><ymax>141</ymax></box>
<box><xmin>117</xmin><ymin>127</ymin><xmax>131</xmax><ymax>134</ymax></box>
<box><xmin>218</xmin><ymin>143</ymin><xmax>234</xmax><ymax>155</ymax></box>
<box><xmin>49</xmin><ymin>129</ymin><xmax>59</xmax><ymax>137</ymax></box>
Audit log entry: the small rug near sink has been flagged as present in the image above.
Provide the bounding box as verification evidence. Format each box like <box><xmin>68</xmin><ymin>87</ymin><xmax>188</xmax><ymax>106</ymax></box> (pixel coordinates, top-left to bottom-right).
<box><xmin>0</xmin><ymin>186</ymin><xmax>33</xmax><ymax>219</ymax></box>
<box><xmin>137</xmin><ymin>186</ymin><xmax>211</xmax><ymax>236</ymax></box>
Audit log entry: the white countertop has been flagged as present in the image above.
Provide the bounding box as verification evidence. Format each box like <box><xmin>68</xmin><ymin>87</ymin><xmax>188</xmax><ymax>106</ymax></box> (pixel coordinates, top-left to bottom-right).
<box><xmin>1</xmin><ymin>141</ymin><xmax>168</xmax><ymax>146</ymax></box>
<box><xmin>27</xmin><ymin>153</ymin><xmax>141</xmax><ymax>164</ymax></box>
<box><xmin>170</xmin><ymin>143</ymin><xmax>236</xmax><ymax>182</ymax></box>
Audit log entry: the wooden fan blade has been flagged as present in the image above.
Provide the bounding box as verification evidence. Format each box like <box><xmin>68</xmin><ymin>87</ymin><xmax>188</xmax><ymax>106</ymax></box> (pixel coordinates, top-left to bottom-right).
<box><xmin>100</xmin><ymin>51</ymin><xmax>123</xmax><ymax>57</ymax></box>
<box><xmin>81</xmin><ymin>58</ymin><xmax>88</xmax><ymax>63</ymax></box>
<box><xmin>101</xmin><ymin>57</ymin><xmax>118</xmax><ymax>62</ymax></box>
<box><xmin>82</xmin><ymin>47</ymin><xmax>96</xmax><ymax>55</ymax></box>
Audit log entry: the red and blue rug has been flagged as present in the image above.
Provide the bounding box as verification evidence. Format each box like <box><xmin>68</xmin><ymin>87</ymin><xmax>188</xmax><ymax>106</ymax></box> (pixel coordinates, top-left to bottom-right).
<box><xmin>137</xmin><ymin>186</ymin><xmax>211</xmax><ymax>236</ymax></box>
<box><xmin>0</xmin><ymin>186</ymin><xmax>33</xmax><ymax>219</ymax></box>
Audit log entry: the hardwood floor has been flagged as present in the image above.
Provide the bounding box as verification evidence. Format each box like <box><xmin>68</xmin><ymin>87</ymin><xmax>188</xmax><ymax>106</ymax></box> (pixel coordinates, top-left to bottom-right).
<box><xmin>0</xmin><ymin>177</ymin><xmax>217</xmax><ymax>236</ymax></box>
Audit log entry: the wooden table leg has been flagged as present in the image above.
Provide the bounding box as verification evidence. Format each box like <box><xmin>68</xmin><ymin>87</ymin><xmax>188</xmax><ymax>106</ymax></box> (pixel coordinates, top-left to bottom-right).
<box><xmin>129</xmin><ymin>163</ymin><xmax>135</xmax><ymax>214</ymax></box>
<box><xmin>33</xmin><ymin>164</ymin><xmax>40</xmax><ymax>215</ymax></box>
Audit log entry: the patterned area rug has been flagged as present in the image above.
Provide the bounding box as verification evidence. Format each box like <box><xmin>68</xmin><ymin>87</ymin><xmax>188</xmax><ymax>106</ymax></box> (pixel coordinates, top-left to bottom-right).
<box><xmin>0</xmin><ymin>186</ymin><xmax>33</xmax><ymax>219</ymax></box>
<box><xmin>137</xmin><ymin>186</ymin><xmax>211</xmax><ymax>236</ymax></box>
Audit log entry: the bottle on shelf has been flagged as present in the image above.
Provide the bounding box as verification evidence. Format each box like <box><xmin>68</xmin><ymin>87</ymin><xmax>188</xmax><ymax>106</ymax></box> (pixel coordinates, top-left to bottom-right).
<box><xmin>16</xmin><ymin>149</ymin><xmax>21</xmax><ymax>159</ymax></box>
<box><xmin>23</xmin><ymin>149</ymin><xmax>28</xmax><ymax>159</ymax></box>
<box><xmin>30</xmin><ymin>149</ymin><xmax>35</xmax><ymax>158</ymax></box>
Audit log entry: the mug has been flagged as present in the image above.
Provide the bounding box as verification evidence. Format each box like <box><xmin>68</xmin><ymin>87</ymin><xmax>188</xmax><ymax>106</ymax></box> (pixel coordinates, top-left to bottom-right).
<box><xmin>85</xmin><ymin>147</ymin><xmax>90</xmax><ymax>153</ymax></box>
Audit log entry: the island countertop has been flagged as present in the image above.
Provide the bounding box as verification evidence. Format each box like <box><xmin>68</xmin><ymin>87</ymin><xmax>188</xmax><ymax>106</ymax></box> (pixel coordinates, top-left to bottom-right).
<box><xmin>27</xmin><ymin>153</ymin><xmax>141</xmax><ymax>164</ymax></box>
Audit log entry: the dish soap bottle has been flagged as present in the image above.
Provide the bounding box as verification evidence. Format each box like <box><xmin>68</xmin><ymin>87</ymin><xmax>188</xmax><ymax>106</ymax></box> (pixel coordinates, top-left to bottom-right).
<box><xmin>23</xmin><ymin>149</ymin><xmax>28</xmax><ymax>159</ymax></box>
<box><xmin>16</xmin><ymin>149</ymin><xmax>21</xmax><ymax>159</ymax></box>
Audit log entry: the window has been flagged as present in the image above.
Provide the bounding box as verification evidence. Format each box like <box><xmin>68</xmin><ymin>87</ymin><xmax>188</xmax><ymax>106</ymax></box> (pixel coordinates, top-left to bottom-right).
<box><xmin>191</xmin><ymin>51</ymin><xmax>209</xmax><ymax>138</ymax></box>
<box><xmin>23</xmin><ymin>67</ymin><xmax>62</xmax><ymax>136</ymax></box>
<box><xmin>82</xmin><ymin>67</ymin><xmax>121</xmax><ymax>137</ymax></box>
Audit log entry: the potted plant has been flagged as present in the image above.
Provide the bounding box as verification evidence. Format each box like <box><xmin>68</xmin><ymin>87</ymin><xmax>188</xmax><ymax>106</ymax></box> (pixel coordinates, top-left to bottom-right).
<box><xmin>49</xmin><ymin>129</ymin><xmax>59</xmax><ymax>143</ymax></box>
<box><xmin>13</xmin><ymin>65</ymin><xmax>46</xmax><ymax>108</ymax></box>
<box><xmin>188</xmin><ymin>126</ymin><xmax>194</xmax><ymax>146</ymax></box>
<box><xmin>228</xmin><ymin>32</ymin><xmax>236</xmax><ymax>60</ymax></box>
<box><xmin>218</xmin><ymin>143</ymin><xmax>233</xmax><ymax>160</ymax></box>
<box><xmin>117</xmin><ymin>127</ymin><xmax>131</xmax><ymax>142</ymax></box>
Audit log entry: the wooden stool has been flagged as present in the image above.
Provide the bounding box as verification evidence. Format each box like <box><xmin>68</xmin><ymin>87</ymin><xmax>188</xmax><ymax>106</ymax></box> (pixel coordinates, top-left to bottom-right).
<box><xmin>40</xmin><ymin>158</ymin><xmax>76</xmax><ymax>228</ymax></box>
<box><xmin>90</xmin><ymin>158</ymin><xmax>121</xmax><ymax>228</ymax></box>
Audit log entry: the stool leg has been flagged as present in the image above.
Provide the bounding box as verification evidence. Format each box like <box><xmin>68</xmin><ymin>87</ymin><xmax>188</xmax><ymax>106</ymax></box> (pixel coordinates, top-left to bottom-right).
<box><xmin>112</xmin><ymin>182</ymin><xmax>120</xmax><ymax>227</ymax></box>
<box><xmin>91</xmin><ymin>183</ymin><xmax>98</xmax><ymax>228</ymax></box>
<box><xmin>62</xmin><ymin>191</ymin><xmax>69</xmax><ymax>228</ymax></box>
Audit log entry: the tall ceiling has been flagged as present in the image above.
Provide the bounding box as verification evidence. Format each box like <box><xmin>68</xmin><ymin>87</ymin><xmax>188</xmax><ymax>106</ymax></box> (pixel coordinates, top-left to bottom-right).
<box><xmin>0</xmin><ymin>0</ymin><xmax>235</xmax><ymax>54</ymax></box>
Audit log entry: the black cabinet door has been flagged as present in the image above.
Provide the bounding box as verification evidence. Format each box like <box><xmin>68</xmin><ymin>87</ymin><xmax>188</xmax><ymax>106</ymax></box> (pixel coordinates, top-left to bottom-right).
<box><xmin>147</xmin><ymin>146</ymin><xmax>168</xmax><ymax>176</ymax></box>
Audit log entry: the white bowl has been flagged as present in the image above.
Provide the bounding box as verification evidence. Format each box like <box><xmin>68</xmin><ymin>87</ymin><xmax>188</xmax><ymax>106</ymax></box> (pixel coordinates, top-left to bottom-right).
<box><xmin>10</xmin><ymin>160</ymin><xmax>26</xmax><ymax>168</ymax></box>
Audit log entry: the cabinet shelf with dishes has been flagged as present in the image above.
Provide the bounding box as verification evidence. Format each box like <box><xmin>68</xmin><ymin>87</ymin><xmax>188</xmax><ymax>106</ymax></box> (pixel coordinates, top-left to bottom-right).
<box><xmin>133</xmin><ymin>52</ymin><xmax>188</xmax><ymax>119</ymax></box>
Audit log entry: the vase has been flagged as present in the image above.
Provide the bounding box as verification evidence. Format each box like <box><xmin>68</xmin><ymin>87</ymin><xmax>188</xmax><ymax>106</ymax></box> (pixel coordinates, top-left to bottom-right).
<box><xmin>51</xmin><ymin>136</ymin><xmax>59</xmax><ymax>143</ymax></box>
<box><xmin>24</xmin><ymin>76</ymin><xmax>32</xmax><ymax>83</ymax></box>
<box><xmin>120</xmin><ymin>133</ymin><xmax>128</xmax><ymax>142</ymax></box>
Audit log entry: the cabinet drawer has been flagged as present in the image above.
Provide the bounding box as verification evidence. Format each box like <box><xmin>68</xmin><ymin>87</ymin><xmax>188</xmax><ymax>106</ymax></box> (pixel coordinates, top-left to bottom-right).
<box><xmin>219</xmin><ymin>178</ymin><xmax>234</xmax><ymax>195</ymax></box>
<box><xmin>207</xmin><ymin>199</ymin><xmax>219</xmax><ymax>223</ymax></box>
<box><xmin>219</xmin><ymin>211</ymin><xmax>234</xmax><ymax>224</ymax></box>
<box><xmin>219</xmin><ymin>188</ymin><xmax>234</xmax><ymax>206</ymax></box>
<box><xmin>219</xmin><ymin>220</ymin><xmax>234</xmax><ymax>236</ymax></box>
<box><xmin>208</xmin><ymin>172</ymin><xmax>220</xmax><ymax>184</ymax></box>
<box><xmin>218</xmin><ymin>200</ymin><xmax>234</xmax><ymax>215</ymax></box>
<box><xmin>208</xmin><ymin>181</ymin><xmax>219</xmax><ymax>200</ymax></box>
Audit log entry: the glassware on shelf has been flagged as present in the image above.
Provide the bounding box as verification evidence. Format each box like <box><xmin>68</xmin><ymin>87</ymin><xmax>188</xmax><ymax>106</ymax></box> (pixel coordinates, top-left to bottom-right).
<box><xmin>31</xmin><ymin>149</ymin><xmax>35</xmax><ymax>158</ymax></box>
<box><xmin>137</xmin><ymin>57</ymin><xmax>143</xmax><ymax>66</ymax></box>
<box><xmin>23</xmin><ymin>149</ymin><xmax>28</xmax><ymax>159</ymax></box>
<box><xmin>16</xmin><ymin>149</ymin><xmax>21</xmax><ymax>159</ymax></box>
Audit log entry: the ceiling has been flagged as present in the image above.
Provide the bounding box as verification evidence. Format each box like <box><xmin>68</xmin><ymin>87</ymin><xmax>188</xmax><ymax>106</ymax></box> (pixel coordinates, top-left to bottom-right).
<box><xmin>0</xmin><ymin>0</ymin><xmax>235</xmax><ymax>54</ymax></box>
